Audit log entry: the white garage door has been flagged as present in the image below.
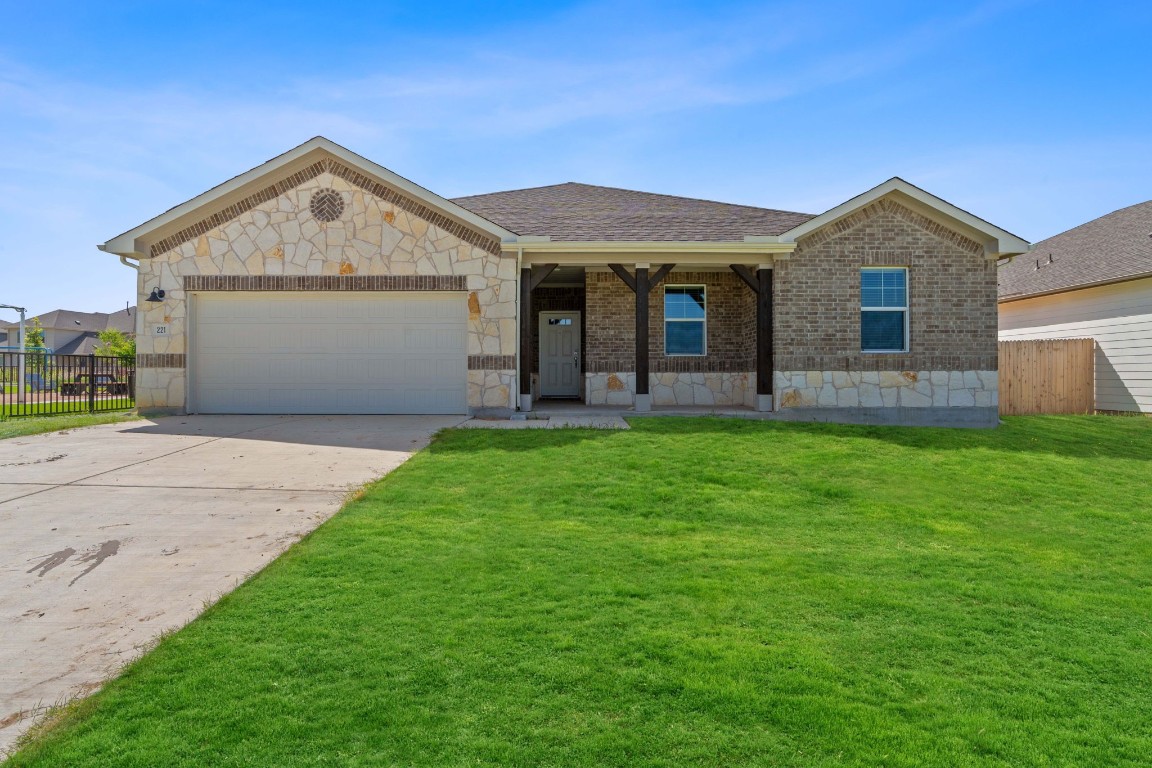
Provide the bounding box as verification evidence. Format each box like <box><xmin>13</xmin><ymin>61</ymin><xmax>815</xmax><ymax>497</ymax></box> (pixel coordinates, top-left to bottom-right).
<box><xmin>191</xmin><ymin>292</ymin><xmax>467</xmax><ymax>414</ymax></box>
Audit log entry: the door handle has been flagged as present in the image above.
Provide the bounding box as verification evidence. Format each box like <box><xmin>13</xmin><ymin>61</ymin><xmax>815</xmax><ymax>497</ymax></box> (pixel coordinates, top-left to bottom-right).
<box><xmin>572</xmin><ymin>352</ymin><xmax>579</xmax><ymax>368</ymax></box>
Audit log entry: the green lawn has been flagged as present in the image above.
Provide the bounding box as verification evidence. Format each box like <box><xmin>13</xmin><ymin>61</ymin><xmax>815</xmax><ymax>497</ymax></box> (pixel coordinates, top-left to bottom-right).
<box><xmin>9</xmin><ymin>416</ymin><xmax>1151</xmax><ymax>766</ymax></box>
<box><xmin>1</xmin><ymin>398</ymin><xmax>135</xmax><ymax>417</ymax></box>
<box><xmin>0</xmin><ymin>410</ymin><xmax>138</xmax><ymax>440</ymax></box>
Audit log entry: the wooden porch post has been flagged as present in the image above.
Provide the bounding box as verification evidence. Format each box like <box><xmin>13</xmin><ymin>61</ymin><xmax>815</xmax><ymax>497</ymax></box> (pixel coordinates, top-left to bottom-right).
<box><xmin>635</xmin><ymin>265</ymin><xmax>651</xmax><ymax>411</ymax></box>
<box><xmin>757</xmin><ymin>266</ymin><xmax>774</xmax><ymax>411</ymax></box>
<box><xmin>730</xmin><ymin>263</ymin><xmax>774</xmax><ymax>411</ymax></box>
<box><xmin>607</xmin><ymin>263</ymin><xmax>673</xmax><ymax>412</ymax></box>
<box><xmin>519</xmin><ymin>267</ymin><xmax>532</xmax><ymax>412</ymax></box>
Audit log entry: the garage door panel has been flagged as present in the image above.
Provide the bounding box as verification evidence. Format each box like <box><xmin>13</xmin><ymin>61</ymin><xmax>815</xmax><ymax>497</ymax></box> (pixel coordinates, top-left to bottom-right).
<box><xmin>192</xmin><ymin>293</ymin><xmax>467</xmax><ymax>414</ymax></box>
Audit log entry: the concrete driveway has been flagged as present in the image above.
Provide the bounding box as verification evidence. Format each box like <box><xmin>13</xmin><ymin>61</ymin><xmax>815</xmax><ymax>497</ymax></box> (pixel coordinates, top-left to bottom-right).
<box><xmin>0</xmin><ymin>414</ymin><xmax>463</xmax><ymax>754</ymax></box>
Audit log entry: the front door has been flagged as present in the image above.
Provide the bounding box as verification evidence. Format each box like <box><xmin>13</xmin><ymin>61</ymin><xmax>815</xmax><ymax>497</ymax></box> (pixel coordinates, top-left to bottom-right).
<box><xmin>539</xmin><ymin>311</ymin><xmax>581</xmax><ymax>398</ymax></box>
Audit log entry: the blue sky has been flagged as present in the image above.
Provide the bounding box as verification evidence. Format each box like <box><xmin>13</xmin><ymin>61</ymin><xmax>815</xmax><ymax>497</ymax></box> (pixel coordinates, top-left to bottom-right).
<box><xmin>2</xmin><ymin>0</ymin><xmax>1150</xmax><ymax>321</ymax></box>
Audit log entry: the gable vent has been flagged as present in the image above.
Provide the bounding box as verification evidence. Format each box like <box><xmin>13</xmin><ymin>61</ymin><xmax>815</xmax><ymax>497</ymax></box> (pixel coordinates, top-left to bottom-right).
<box><xmin>310</xmin><ymin>188</ymin><xmax>345</xmax><ymax>222</ymax></box>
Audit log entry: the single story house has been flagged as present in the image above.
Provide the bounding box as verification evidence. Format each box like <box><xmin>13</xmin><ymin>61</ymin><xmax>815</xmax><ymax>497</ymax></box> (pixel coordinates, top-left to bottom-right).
<box><xmin>0</xmin><ymin>308</ymin><xmax>135</xmax><ymax>355</ymax></box>
<box><xmin>999</xmin><ymin>200</ymin><xmax>1152</xmax><ymax>414</ymax></box>
<box><xmin>99</xmin><ymin>137</ymin><xmax>1028</xmax><ymax>426</ymax></box>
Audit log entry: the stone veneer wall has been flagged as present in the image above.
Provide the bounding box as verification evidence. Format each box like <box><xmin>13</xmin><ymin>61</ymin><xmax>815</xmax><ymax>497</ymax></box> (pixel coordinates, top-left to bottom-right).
<box><xmin>775</xmin><ymin>370</ymin><xmax>997</xmax><ymax>408</ymax></box>
<box><xmin>135</xmin><ymin>159</ymin><xmax>516</xmax><ymax>413</ymax></box>
<box><xmin>587</xmin><ymin>372</ymin><xmax>756</xmax><ymax>407</ymax></box>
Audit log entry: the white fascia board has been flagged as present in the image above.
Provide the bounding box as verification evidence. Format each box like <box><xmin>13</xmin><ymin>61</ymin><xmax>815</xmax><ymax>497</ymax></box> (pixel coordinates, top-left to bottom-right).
<box><xmin>998</xmin><ymin>270</ymin><xmax>1152</xmax><ymax>303</ymax></box>
<box><xmin>513</xmin><ymin>240</ymin><xmax>796</xmax><ymax>267</ymax></box>
<box><xmin>100</xmin><ymin>137</ymin><xmax>515</xmax><ymax>258</ymax></box>
<box><xmin>506</xmin><ymin>240</ymin><xmax>796</xmax><ymax>255</ymax></box>
<box><xmin>778</xmin><ymin>177</ymin><xmax>1031</xmax><ymax>259</ymax></box>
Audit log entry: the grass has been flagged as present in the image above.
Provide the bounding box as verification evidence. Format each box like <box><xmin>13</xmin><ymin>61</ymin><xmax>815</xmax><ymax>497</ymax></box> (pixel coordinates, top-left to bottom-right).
<box><xmin>0</xmin><ymin>410</ymin><xmax>139</xmax><ymax>440</ymax></box>
<box><xmin>1</xmin><ymin>398</ymin><xmax>135</xmax><ymax>417</ymax></box>
<box><xmin>8</xmin><ymin>415</ymin><xmax>1152</xmax><ymax>766</ymax></box>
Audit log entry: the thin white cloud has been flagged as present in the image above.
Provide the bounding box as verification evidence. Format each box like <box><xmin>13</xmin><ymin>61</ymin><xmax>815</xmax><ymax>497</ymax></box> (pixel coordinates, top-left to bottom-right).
<box><xmin>0</xmin><ymin>0</ymin><xmax>1107</xmax><ymax>314</ymax></box>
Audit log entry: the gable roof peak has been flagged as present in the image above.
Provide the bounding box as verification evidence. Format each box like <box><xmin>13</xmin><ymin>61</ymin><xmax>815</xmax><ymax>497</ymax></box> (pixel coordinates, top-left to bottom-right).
<box><xmin>100</xmin><ymin>137</ymin><xmax>515</xmax><ymax>258</ymax></box>
<box><xmin>778</xmin><ymin>176</ymin><xmax>1030</xmax><ymax>259</ymax></box>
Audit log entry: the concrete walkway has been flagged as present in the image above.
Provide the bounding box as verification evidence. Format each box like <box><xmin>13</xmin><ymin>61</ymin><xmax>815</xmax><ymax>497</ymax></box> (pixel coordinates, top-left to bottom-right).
<box><xmin>458</xmin><ymin>415</ymin><xmax>631</xmax><ymax>429</ymax></box>
<box><xmin>0</xmin><ymin>414</ymin><xmax>463</xmax><ymax>755</ymax></box>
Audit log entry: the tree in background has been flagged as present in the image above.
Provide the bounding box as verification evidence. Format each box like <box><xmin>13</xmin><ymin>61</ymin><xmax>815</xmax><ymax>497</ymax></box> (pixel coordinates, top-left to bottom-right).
<box><xmin>93</xmin><ymin>329</ymin><xmax>136</xmax><ymax>365</ymax></box>
<box><xmin>23</xmin><ymin>317</ymin><xmax>45</xmax><ymax>349</ymax></box>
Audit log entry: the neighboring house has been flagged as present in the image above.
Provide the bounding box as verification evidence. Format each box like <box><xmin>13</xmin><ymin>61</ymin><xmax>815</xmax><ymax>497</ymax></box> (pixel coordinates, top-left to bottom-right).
<box><xmin>0</xmin><ymin>308</ymin><xmax>136</xmax><ymax>354</ymax></box>
<box><xmin>999</xmin><ymin>201</ymin><xmax>1152</xmax><ymax>414</ymax></box>
<box><xmin>98</xmin><ymin>137</ymin><xmax>1028</xmax><ymax>426</ymax></box>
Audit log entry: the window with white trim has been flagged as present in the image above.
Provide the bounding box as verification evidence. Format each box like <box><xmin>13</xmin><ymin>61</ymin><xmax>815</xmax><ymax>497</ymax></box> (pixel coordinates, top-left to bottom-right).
<box><xmin>861</xmin><ymin>268</ymin><xmax>908</xmax><ymax>352</ymax></box>
<box><xmin>664</xmin><ymin>285</ymin><xmax>706</xmax><ymax>356</ymax></box>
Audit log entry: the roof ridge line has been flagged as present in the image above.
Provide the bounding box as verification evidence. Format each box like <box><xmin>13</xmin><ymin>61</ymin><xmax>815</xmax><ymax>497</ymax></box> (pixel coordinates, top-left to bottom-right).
<box><xmin>452</xmin><ymin>181</ymin><xmax>814</xmax><ymax>217</ymax></box>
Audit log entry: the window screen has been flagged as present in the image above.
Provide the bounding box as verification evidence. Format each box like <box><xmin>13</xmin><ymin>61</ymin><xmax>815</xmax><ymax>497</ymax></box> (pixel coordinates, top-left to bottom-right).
<box><xmin>665</xmin><ymin>286</ymin><xmax>706</xmax><ymax>355</ymax></box>
<box><xmin>861</xmin><ymin>268</ymin><xmax>907</xmax><ymax>352</ymax></box>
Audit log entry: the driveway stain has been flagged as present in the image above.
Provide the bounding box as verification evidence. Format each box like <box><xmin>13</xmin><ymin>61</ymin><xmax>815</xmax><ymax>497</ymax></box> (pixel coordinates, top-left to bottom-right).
<box><xmin>69</xmin><ymin>541</ymin><xmax>120</xmax><ymax>587</ymax></box>
<box><xmin>1</xmin><ymin>453</ymin><xmax>67</xmax><ymax>468</ymax></box>
<box><xmin>26</xmin><ymin>547</ymin><xmax>76</xmax><ymax>577</ymax></box>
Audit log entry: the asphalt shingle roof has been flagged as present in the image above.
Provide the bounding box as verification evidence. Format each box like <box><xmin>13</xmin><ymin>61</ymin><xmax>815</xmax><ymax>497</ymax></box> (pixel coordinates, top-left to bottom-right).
<box><xmin>998</xmin><ymin>200</ymin><xmax>1152</xmax><ymax>300</ymax></box>
<box><xmin>0</xmin><ymin>308</ymin><xmax>136</xmax><ymax>334</ymax></box>
<box><xmin>451</xmin><ymin>182</ymin><xmax>815</xmax><ymax>242</ymax></box>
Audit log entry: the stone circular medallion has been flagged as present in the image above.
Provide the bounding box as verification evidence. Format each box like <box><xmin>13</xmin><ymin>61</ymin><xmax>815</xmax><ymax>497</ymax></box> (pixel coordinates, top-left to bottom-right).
<box><xmin>309</xmin><ymin>188</ymin><xmax>345</xmax><ymax>222</ymax></box>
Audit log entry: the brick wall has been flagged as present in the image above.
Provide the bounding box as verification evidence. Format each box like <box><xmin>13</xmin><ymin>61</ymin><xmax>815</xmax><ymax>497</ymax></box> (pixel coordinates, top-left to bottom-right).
<box><xmin>775</xmin><ymin>199</ymin><xmax>998</xmax><ymax>372</ymax></box>
<box><xmin>585</xmin><ymin>270</ymin><xmax>755</xmax><ymax>373</ymax></box>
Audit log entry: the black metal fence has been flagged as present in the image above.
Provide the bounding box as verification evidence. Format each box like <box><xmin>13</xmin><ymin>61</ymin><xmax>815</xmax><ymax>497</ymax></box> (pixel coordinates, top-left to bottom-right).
<box><xmin>1</xmin><ymin>352</ymin><xmax>135</xmax><ymax>418</ymax></box>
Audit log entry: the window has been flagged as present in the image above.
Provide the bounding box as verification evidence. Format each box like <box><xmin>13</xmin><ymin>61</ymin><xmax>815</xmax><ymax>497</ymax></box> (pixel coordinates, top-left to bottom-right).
<box><xmin>665</xmin><ymin>285</ymin><xmax>706</xmax><ymax>355</ymax></box>
<box><xmin>861</xmin><ymin>268</ymin><xmax>908</xmax><ymax>352</ymax></box>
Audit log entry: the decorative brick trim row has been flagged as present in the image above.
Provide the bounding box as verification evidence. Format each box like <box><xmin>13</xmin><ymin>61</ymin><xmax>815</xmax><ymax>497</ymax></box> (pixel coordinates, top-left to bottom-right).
<box><xmin>468</xmin><ymin>355</ymin><xmax>515</xmax><ymax>370</ymax></box>
<box><xmin>585</xmin><ymin>358</ymin><xmax>635</xmax><ymax>372</ymax></box>
<box><xmin>138</xmin><ymin>353</ymin><xmax>186</xmax><ymax>368</ymax></box>
<box><xmin>183</xmin><ymin>275</ymin><xmax>467</xmax><ymax>291</ymax></box>
<box><xmin>586</xmin><ymin>268</ymin><xmax>712</xmax><ymax>285</ymax></box>
<box><xmin>328</xmin><ymin>163</ymin><xmax>502</xmax><ymax>256</ymax></box>
<box><xmin>654</xmin><ymin>358</ymin><xmax>752</xmax><ymax>373</ymax></box>
<box><xmin>585</xmin><ymin>358</ymin><xmax>751</xmax><ymax>373</ymax></box>
<box><xmin>797</xmin><ymin>198</ymin><xmax>984</xmax><ymax>255</ymax></box>
<box><xmin>151</xmin><ymin>158</ymin><xmax>502</xmax><ymax>258</ymax></box>
<box><xmin>775</xmin><ymin>354</ymin><xmax>998</xmax><ymax>372</ymax></box>
<box><xmin>151</xmin><ymin>160</ymin><xmax>329</xmax><ymax>257</ymax></box>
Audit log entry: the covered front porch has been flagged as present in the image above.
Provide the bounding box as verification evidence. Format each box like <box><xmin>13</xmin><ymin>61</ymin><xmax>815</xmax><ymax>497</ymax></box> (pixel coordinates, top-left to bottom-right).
<box><xmin>515</xmin><ymin>248</ymin><xmax>789</xmax><ymax>414</ymax></box>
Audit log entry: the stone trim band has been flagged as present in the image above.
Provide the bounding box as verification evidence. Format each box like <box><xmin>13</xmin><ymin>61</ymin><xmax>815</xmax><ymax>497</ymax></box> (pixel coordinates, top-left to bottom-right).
<box><xmin>183</xmin><ymin>275</ymin><xmax>467</xmax><ymax>291</ymax></box>
<box><xmin>468</xmin><ymin>355</ymin><xmax>515</xmax><ymax>370</ymax></box>
<box><xmin>151</xmin><ymin>158</ymin><xmax>501</xmax><ymax>258</ymax></box>
<box><xmin>138</xmin><ymin>353</ymin><xmax>186</xmax><ymax>368</ymax></box>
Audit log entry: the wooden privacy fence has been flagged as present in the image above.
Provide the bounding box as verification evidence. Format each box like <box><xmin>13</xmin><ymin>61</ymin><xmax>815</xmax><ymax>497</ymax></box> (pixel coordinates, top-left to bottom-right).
<box><xmin>998</xmin><ymin>338</ymin><xmax>1095</xmax><ymax>415</ymax></box>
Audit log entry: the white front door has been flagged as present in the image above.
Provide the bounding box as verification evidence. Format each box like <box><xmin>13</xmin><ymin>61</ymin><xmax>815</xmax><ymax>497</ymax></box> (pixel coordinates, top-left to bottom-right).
<box><xmin>539</xmin><ymin>311</ymin><xmax>581</xmax><ymax>398</ymax></box>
